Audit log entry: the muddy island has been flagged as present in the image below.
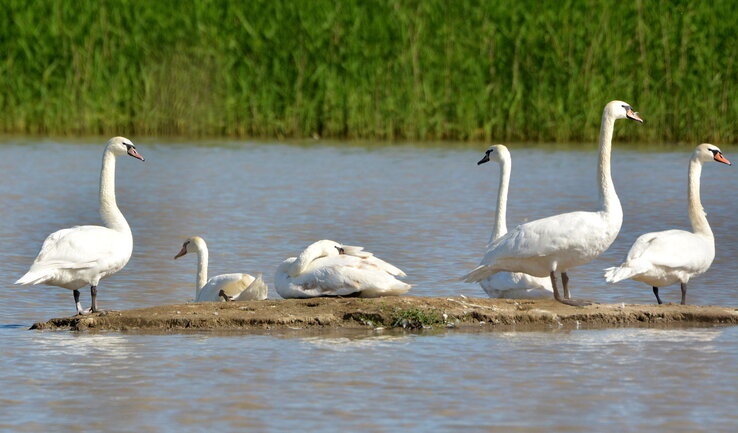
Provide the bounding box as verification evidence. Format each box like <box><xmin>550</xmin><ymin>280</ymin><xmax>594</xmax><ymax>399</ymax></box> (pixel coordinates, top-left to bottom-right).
<box><xmin>30</xmin><ymin>296</ymin><xmax>738</xmax><ymax>332</ymax></box>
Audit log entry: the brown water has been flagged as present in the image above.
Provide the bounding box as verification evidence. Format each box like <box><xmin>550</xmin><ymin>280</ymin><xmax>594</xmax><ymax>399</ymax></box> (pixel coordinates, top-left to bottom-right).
<box><xmin>1</xmin><ymin>138</ymin><xmax>737</xmax><ymax>431</ymax></box>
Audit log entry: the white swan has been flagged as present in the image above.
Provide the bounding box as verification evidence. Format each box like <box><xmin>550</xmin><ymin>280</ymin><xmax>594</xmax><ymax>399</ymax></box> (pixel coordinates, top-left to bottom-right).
<box><xmin>15</xmin><ymin>137</ymin><xmax>145</xmax><ymax>314</ymax></box>
<box><xmin>174</xmin><ymin>236</ymin><xmax>268</xmax><ymax>302</ymax></box>
<box><xmin>604</xmin><ymin>144</ymin><xmax>731</xmax><ymax>304</ymax></box>
<box><xmin>275</xmin><ymin>240</ymin><xmax>411</xmax><ymax>298</ymax></box>
<box><xmin>476</xmin><ymin>145</ymin><xmax>553</xmax><ymax>299</ymax></box>
<box><xmin>463</xmin><ymin>101</ymin><xmax>643</xmax><ymax>305</ymax></box>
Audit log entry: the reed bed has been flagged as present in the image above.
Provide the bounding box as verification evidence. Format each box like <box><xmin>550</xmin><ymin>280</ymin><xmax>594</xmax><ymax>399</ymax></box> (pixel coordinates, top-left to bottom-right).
<box><xmin>1</xmin><ymin>0</ymin><xmax>736</xmax><ymax>142</ymax></box>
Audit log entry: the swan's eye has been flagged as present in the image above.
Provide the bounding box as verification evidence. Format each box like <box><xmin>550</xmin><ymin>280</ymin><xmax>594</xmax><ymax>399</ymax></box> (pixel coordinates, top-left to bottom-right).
<box><xmin>709</xmin><ymin>149</ymin><xmax>718</xmax><ymax>155</ymax></box>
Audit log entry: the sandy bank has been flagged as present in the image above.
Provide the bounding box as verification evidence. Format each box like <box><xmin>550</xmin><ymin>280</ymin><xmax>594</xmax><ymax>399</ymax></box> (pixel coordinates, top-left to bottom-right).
<box><xmin>29</xmin><ymin>296</ymin><xmax>738</xmax><ymax>332</ymax></box>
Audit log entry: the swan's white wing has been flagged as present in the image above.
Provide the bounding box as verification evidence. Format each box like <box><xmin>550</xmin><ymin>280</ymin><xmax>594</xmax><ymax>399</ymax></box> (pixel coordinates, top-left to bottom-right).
<box><xmin>488</xmin><ymin>211</ymin><xmax>608</xmax><ymax>259</ymax></box>
<box><xmin>232</xmin><ymin>273</ymin><xmax>268</xmax><ymax>301</ymax></box>
<box><xmin>625</xmin><ymin>230</ymin><xmax>712</xmax><ymax>271</ymax></box>
<box><xmin>196</xmin><ymin>273</ymin><xmax>254</xmax><ymax>302</ymax></box>
<box><xmin>19</xmin><ymin>225</ymin><xmax>127</xmax><ymax>279</ymax></box>
<box><xmin>340</xmin><ymin>245</ymin><xmax>373</xmax><ymax>259</ymax></box>
<box><xmin>285</xmin><ymin>255</ymin><xmax>409</xmax><ymax>298</ymax></box>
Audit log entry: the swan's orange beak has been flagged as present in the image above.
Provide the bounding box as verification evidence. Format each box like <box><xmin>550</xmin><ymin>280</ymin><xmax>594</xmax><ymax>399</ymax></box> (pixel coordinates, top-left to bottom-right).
<box><xmin>714</xmin><ymin>152</ymin><xmax>732</xmax><ymax>165</ymax></box>
<box><xmin>174</xmin><ymin>246</ymin><xmax>187</xmax><ymax>259</ymax></box>
<box><xmin>128</xmin><ymin>147</ymin><xmax>145</xmax><ymax>161</ymax></box>
<box><xmin>626</xmin><ymin>108</ymin><xmax>644</xmax><ymax>123</ymax></box>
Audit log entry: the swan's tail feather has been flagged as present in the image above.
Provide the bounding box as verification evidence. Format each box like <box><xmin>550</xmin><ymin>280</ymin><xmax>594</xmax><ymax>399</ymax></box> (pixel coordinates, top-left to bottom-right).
<box><xmin>15</xmin><ymin>270</ymin><xmax>52</xmax><ymax>285</ymax></box>
<box><xmin>462</xmin><ymin>265</ymin><xmax>497</xmax><ymax>283</ymax></box>
<box><xmin>603</xmin><ymin>265</ymin><xmax>638</xmax><ymax>284</ymax></box>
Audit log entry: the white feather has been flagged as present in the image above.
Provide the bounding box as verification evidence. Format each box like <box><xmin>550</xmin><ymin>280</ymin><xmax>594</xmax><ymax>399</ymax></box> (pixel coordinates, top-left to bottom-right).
<box><xmin>275</xmin><ymin>240</ymin><xmax>410</xmax><ymax>299</ymax></box>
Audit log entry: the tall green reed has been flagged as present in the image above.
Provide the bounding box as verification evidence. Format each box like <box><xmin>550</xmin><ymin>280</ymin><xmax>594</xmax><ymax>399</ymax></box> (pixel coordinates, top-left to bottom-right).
<box><xmin>1</xmin><ymin>0</ymin><xmax>736</xmax><ymax>143</ymax></box>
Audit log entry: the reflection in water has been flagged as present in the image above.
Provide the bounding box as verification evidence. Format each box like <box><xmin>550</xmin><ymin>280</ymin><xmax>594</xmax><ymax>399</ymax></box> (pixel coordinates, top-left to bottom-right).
<box><xmin>1</xmin><ymin>140</ymin><xmax>737</xmax><ymax>432</ymax></box>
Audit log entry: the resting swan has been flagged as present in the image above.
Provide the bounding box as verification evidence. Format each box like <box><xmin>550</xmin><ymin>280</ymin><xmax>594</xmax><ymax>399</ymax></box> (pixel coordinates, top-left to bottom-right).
<box><xmin>463</xmin><ymin>101</ymin><xmax>643</xmax><ymax>306</ymax></box>
<box><xmin>476</xmin><ymin>145</ymin><xmax>553</xmax><ymax>298</ymax></box>
<box><xmin>604</xmin><ymin>144</ymin><xmax>731</xmax><ymax>304</ymax></box>
<box><xmin>174</xmin><ymin>236</ymin><xmax>267</xmax><ymax>302</ymax></box>
<box><xmin>275</xmin><ymin>240</ymin><xmax>410</xmax><ymax>298</ymax></box>
<box><xmin>15</xmin><ymin>137</ymin><xmax>145</xmax><ymax>314</ymax></box>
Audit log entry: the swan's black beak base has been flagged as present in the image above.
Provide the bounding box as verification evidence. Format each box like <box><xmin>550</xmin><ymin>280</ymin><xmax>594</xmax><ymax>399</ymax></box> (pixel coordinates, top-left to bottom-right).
<box><xmin>714</xmin><ymin>152</ymin><xmax>732</xmax><ymax>165</ymax></box>
<box><xmin>174</xmin><ymin>246</ymin><xmax>187</xmax><ymax>259</ymax></box>
<box><xmin>128</xmin><ymin>147</ymin><xmax>145</xmax><ymax>161</ymax></box>
<box><xmin>626</xmin><ymin>109</ymin><xmax>644</xmax><ymax>123</ymax></box>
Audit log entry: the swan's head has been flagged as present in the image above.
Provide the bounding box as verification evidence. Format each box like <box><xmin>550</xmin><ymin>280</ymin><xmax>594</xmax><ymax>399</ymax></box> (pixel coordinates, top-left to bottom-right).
<box><xmin>477</xmin><ymin>144</ymin><xmax>510</xmax><ymax>165</ymax></box>
<box><xmin>174</xmin><ymin>236</ymin><xmax>206</xmax><ymax>259</ymax></box>
<box><xmin>106</xmin><ymin>136</ymin><xmax>145</xmax><ymax>161</ymax></box>
<box><xmin>605</xmin><ymin>101</ymin><xmax>644</xmax><ymax>123</ymax></box>
<box><xmin>694</xmin><ymin>144</ymin><xmax>731</xmax><ymax>165</ymax></box>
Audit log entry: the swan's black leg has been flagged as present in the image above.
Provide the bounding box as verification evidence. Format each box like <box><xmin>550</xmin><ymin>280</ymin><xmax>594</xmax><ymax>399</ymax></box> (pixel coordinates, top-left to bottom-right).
<box><xmin>219</xmin><ymin>289</ymin><xmax>232</xmax><ymax>302</ymax></box>
<box><xmin>680</xmin><ymin>283</ymin><xmax>687</xmax><ymax>305</ymax></box>
<box><xmin>550</xmin><ymin>272</ymin><xmax>562</xmax><ymax>301</ymax></box>
<box><xmin>73</xmin><ymin>289</ymin><xmax>88</xmax><ymax>315</ymax></box>
<box><xmin>652</xmin><ymin>287</ymin><xmax>663</xmax><ymax>304</ymax></box>
<box><xmin>551</xmin><ymin>272</ymin><xmax>591</xmax><ymax>307</ymax></box>
<box><xmin>90</xmin><ymin>285</ymin><xmax>105</xmax><ymax>313</ymax></box>
<box><xmin>562</xmin><ymin>272</ymin><xmax>571</xmax><ymax>299</ymax></box>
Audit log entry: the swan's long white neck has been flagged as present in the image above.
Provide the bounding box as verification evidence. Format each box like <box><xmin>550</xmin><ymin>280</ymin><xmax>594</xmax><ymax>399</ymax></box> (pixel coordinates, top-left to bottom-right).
<box><xmin>492</xmin><ymin>156</ymin><xmax>511</xmax><ymax>240</ymax></box>
<box><xmin>193</xmin><ymin>240</ymin><xmax>209</xmax><ymax>294</ymax></box>
<box><xmin>687</xmin><ymin>157</ymin><xmax>712</xmax><ymax>237</ymax></box>
<box><xmin>597</xmin><ymin>110</ymin><xmax>622</xmax><ymax>220</ymax></box>
<box><xmin>99</xmin><ymin>149</ymin><xmax>131</xmax><ymax>233</ymax></box>
<box><xmin>288</xmin><ymin>242</ymin><xmax>337</xmax><ymax>277</ymax></box>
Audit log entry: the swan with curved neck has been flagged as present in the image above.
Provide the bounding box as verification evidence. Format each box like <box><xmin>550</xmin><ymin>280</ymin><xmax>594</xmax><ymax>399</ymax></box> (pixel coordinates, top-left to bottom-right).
<box><xmin>463</xmin><ymin>101</ymin><xmax>643</xmax><ymax>305</ymax></box>
<box><xmin>275</xmin><ymin>240</ymin><xmax>410</xmax><ymax>298</ymax></box>
<box><xmin>476</xmin><ymin>145</ymin><xmax>553</xmax><ymax>298</ymax></box>
<box><xmin>16</xmin><ymin>137</ymin><xmax>144</xmax><ymax>314</ymax></box>
<box><xmin>174</xmin><ymin>236</ymin><xmax>267</xmax><ymax>302</ymax></box>
<box><xmin>604</xmin><ymin>144</ymin><xmax>731</xmax><ymax>304</ymax></box>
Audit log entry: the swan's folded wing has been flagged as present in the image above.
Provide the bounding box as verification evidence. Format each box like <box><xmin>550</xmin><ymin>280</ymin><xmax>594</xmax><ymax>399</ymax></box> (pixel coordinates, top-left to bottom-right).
<box><xmin>340</xmin><ymin>245</ymin><xmax>373</xmax><ymax>258</ymax></box>
<box><xmin>198</xmin><ymin>273</ymin><xmax>252</xmax><ymax>301</ymax></box>
<box><xmin>309</xmin><ymin>256</ymin><xmax>407</xmax><ymax>295</ymax></box>
<box><xmin>485</xmin><ymin>211</ymin><xmax>608</xmax><ymax>261</ymax></box>
<box><xmin>233</xmin><ymin>273</ymin><xmax>268</xmax><ymax>301</ymax></box>
<box><xmin>27</xmin><ymin>225</ymin><xmax>123</xmax><ymax>272</ymax></box>
<box><xmin>625</xmin><ymin>230</ymin><xmax>710</xmax><ymax>271</ymax></box>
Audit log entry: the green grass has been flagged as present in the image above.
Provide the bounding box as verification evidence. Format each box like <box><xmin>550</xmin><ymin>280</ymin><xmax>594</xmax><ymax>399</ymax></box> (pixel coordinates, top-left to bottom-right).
<box><xmin>1</xmin><ymin>0</ymin><xmax>736</xmax><ymax>143</ymax></box>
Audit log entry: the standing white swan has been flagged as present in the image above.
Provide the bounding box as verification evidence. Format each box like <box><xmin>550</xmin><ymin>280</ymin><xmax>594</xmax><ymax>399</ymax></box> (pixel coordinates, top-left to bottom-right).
<box><xmin>604</xmin><ymin>144</ymin><xmax>731</xmax><ymax>304</ymax></box>
<box><xmin>275</xmin><ymin>240</ymin><xmax>410</xmax><ymax>298</ymax></box>
<box><xmin>476</xmin><ymin>145</ymin><xmax>553</xmax><ymax>298</ymax></box>
<box><xmin>463</xmin><ymin>101</ymin><xmax>643</xmax><ymax>305</ymax></box>
<box><xmin>15</xmin><ymin>137</ymin><xmax>144</xmax><ymax>314</ymax></box>
<box><xmin>174</xmin><ymin>236</ymin><xmax>267</xmax><ymax>302</ymax></box>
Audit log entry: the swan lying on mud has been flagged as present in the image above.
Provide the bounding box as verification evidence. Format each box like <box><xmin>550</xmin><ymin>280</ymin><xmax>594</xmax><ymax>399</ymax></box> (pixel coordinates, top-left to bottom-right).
<box><xmin>275</xmin><ymin>240</ymin><xmax>410</xmax><ymax>299</ymax></box>
<box><xmin>174</xmin><ymin>236</ymin><xmax>267</xmax><ymax>302</ymax></box>
<box><xmin>16</xmin><ymin>137</ymin><xmax>145</xmax><ymax>315</ymax></box>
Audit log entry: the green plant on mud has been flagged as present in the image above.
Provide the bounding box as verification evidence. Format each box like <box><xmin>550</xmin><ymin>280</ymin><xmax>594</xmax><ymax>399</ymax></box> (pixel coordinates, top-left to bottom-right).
<box><xmin>390</xmin><ymin>308</ymin><xmax>444</xmax><ymax>329</ymax></box>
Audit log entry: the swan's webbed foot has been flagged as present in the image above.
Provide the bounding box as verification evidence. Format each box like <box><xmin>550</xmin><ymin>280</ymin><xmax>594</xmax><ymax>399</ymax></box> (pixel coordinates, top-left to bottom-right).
<box><xmin>556</xmin><ymin>298</ymin><xmax>592</xmax><ymax>307</ymax></box>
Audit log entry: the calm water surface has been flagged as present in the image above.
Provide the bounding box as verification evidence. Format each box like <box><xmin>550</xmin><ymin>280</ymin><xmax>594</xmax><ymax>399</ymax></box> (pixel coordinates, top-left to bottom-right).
<box><xmin>1</xmin><ymin>138</ymin><xmax>736</xmax><ymax>431</ymax></box>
